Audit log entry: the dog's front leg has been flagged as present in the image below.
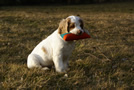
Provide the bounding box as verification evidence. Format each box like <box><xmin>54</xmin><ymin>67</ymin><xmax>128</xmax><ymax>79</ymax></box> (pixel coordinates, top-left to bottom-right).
<box><xmin>53</xmin><ymin>55</ymin><xmax>66</xmax><ymax>73</ymax></box>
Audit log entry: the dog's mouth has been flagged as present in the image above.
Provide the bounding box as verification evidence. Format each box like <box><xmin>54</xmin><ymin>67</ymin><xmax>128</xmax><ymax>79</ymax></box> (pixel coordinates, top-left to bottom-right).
<box><xmin>71</xmin><ymin>32</ymin><xmax>83</xmax><ymax>36</ymax></box>
<box><xmin>70</xmin><ymin>30</ymin><xmax>84</xmax><ymax>36</ymax></box>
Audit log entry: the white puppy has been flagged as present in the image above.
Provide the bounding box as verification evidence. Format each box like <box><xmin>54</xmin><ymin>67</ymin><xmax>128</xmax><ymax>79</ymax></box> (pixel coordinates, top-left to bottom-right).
<box><xmin>27</xmin><ymin>16</ymin><xmax>89</xmax><ymax>72</ymax></box>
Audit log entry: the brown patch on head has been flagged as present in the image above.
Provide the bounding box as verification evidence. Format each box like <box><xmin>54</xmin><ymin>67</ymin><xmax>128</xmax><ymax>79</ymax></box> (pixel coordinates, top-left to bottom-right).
<box><xmin>79</xmin><ymin>19</ymin><xmax>84</xmax><ymax>29</ymax></box>
<box><xmin>42</xmin><ymin>47</ymin><xmax>47</xmax><ymax>54</ymax></box>
<box><xmin>58</xmin><ymin>18</ymin><xmax>71</xmax><ymax>34</ymax></box>
<box><xmin>68</xmin><ymin>22</ymin><xmax>75</xmax><ymax>32</ymax></box>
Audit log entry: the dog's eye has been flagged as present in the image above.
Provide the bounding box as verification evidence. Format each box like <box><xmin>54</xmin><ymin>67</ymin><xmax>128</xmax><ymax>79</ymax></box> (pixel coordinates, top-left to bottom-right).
<box><xmin>79</xmin><ymin>19</ymin><xmax>84</xmax><ymax>29</ymax></box>
<box><xmin>80</xmin><ymin>24</ymin><xmax>83</xmax><ymax>29</ymax></box>
<box><xmin>69</xmin><ymin>23</ymin><xmax>75</xmax><ymax>29</ymax></box>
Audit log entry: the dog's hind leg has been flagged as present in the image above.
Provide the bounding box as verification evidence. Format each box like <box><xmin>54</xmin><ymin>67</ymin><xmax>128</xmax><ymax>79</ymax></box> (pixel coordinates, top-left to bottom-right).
<box><xmin>27</xmin><ymin>54</ymin><xmax>42</xmax><ymax>69</ymax></box>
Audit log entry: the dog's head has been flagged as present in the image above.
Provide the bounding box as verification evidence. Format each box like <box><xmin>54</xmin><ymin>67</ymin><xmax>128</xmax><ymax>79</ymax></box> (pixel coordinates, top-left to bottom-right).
<box><xmin>58</xmin><ymin>16</ymin><xmax>84</xmax><ymax>35</ymax></box>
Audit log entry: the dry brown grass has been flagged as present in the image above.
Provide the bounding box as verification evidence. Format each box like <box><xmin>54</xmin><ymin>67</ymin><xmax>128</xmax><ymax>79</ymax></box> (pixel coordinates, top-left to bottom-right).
<box><xmin>0</xmin><ymin>2</ymin><xmax>134</xmax><ymax>89</ymax></box>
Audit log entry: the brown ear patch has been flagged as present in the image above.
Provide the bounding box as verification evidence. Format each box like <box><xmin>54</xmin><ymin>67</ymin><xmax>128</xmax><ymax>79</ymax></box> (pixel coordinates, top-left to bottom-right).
<box><xmin>58</xmin><ymin>18</ymin><xmax>71</xmax><ymax>34</ymax></box>
<box><xmin>42</xmin><ymin>47</ymin><xmax>47</xmax><ymax>54</ymax></box>
<box><xmin>79</xmin><ymin>19</ymin><xmax>84</xmax><ymax>29</ymax></box>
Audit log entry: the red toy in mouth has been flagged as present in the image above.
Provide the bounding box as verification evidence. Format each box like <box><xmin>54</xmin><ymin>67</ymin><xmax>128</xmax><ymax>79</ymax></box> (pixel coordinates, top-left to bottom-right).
<box><xmin>61</xmin><ymin>32</ymin><xmax>91</xmax><ymax>41</ymax></box>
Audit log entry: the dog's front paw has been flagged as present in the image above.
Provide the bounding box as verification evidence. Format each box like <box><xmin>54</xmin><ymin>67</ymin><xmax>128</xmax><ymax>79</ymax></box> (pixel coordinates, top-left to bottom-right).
<box><xmin>41</xmin><ymin>67</ymin><xmax>50</xmax><ymax>71</ymax></box>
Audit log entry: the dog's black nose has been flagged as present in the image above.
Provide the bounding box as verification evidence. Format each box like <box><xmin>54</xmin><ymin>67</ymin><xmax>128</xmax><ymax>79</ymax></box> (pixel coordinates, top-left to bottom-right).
<box><xmin>77</xmin><ymin>30</ymin><xmax>82</xmax><ymax>35</ymax></box>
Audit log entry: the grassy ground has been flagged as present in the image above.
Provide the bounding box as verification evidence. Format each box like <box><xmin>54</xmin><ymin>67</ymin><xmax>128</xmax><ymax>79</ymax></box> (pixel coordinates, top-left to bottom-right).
<box><xmin>0</xmin><ymin>2</ymin><xmax>134</xmax><ymax>89</ymax></box>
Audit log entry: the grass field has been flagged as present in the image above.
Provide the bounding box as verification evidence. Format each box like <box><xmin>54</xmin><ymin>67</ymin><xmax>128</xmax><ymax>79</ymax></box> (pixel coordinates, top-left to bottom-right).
<box><xmin>0</xmin><ymin>2</ymin><xmax>134</xmax><ymax>89</ymax></box>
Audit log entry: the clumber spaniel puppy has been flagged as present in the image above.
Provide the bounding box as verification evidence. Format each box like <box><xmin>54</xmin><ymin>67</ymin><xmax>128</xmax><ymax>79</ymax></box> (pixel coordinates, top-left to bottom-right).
<box><xmin>27</xmin><ymin>16</ymin><xmax>89</xmax><ymax>72</ymax></box>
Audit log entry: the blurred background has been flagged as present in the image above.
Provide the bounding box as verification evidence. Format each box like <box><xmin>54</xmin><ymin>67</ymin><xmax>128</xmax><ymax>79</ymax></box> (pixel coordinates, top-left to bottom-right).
<box><xmin>0</xmin><ymin>0</ymin><xmax>133</xmax><ymax>5</ymax></box>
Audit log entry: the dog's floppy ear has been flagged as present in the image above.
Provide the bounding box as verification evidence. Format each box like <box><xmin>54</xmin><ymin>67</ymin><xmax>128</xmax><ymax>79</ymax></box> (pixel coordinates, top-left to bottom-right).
<box><xmin>58</xmin><ymin>18</ymin><xmax>71</xmax><ymax>34</ymax></box>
